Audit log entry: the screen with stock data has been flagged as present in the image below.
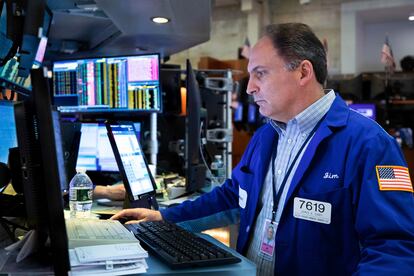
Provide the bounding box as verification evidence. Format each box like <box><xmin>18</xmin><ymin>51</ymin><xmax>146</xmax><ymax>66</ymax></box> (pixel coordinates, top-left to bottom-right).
<box><xmin>52</xmin><ymin>54</ymin><xmax>161</xmax><ymax>113</ymax></box>
<box><xmin>0</xmin><ymin>56</ymin><xmax>31</xmax><ymax>92</ymax></box>
<box><xmin>108</xmin><ymin>124</ymin><xmax>154</xmax><ymax>199</ymax></box>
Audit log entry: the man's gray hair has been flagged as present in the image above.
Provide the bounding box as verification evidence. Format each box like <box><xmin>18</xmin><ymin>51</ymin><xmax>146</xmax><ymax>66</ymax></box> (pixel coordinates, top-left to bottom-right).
<box><xmin>264</xmin><ymin>23</ymin><xmax>327</xmax><ymax>85</ymax></box>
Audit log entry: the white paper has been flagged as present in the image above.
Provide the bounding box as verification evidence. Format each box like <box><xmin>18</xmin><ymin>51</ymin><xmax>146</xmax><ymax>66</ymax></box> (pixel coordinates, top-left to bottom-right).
<box><xmin>74</xmin><ymin>243</ymin><xmax>148</xmax><ymax>264</ymax></box>
<box><xmin>69</xmin><ymin>249</ymin><xmax>148</xmax><ymax>275</ymax></box>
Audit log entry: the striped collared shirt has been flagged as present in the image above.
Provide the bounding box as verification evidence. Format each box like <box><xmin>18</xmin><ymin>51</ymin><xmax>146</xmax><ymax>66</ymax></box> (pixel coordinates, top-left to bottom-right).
<box><xmin>246</xmin><ymin>90</ymin><xmax>335</xmax><ymax>275</ymax></box>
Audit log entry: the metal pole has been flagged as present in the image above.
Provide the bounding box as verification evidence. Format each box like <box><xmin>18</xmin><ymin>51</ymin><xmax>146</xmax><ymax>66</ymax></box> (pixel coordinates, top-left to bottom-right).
<box><xmin>150</xmin><ymin>112</ymin><xmax>158</xmax><ymax>167</ymax></box>
<box><xmin>225</xmin><ymin>70</ymin><xmax>233</xmax><ymax>179</ymax></box>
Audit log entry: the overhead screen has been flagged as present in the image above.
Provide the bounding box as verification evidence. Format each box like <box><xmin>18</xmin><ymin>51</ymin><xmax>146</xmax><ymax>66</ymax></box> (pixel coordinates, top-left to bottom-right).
<box><xmin>52</xmin><ymin>54</ymin><xmax>162</xmax><ymax>114</ymax></box>
<box><xmin>0</xmin><ymin>56</ymin><xmax>31</xmax><ymax>93</ymax></box>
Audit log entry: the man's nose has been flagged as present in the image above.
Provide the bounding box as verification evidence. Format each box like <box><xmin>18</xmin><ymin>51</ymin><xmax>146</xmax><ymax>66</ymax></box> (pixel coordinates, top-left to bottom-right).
<box><xmin>246</xmin><ymin>78</ymin><xmax>257</xmax><ymax>95</ymax></box>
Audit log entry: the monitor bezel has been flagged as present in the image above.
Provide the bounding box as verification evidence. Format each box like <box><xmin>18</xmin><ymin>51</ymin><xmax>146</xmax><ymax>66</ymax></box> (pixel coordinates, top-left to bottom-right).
<box><xmin>105</xmin><ymin>121</ymin><xmax>157</xmax><ymax>202</ymax></box>
<box><xmin>52</xmin><ymin>53</ymin><xmax>162</xmax><ymax>114</ymax></box>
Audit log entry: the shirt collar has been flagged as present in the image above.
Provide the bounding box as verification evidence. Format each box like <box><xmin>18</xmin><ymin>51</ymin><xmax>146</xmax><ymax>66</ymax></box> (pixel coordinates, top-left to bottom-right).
<box><xmin>270</xmin><ymin>89</ymin><xmax>335</xmax><ymax>135</ymax></box>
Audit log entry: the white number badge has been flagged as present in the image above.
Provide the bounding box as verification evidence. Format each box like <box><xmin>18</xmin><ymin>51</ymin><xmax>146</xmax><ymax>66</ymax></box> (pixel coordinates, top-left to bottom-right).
<box><xmin>293</xmin><ymin>197</ymin><xmax>332</xmax><ymax>224</ymax></box>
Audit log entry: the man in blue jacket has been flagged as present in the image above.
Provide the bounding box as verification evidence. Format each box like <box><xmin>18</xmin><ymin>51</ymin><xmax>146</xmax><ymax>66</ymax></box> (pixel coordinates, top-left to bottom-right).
<box><xmin>112</xmin><ymin>23</ymin><xmax>414</xmax><ymax>275</ymax></box>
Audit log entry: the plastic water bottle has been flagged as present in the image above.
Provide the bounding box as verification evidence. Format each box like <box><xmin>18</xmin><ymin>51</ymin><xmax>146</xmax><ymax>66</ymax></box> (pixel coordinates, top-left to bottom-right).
<box><xmin>69</xmin><ymin>172</ymin><xmax>93</xmax><ymax>218</ymax></box>
<box><xmin>211</xmin><ymin>155</ymin><xmax>226</xmax><ymax>184</ymax></box>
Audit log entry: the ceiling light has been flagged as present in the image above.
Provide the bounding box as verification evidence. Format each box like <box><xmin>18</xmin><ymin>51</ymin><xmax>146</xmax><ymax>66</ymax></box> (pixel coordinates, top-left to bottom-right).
<box><xmin>409</xmin><ymin>15</ymin><xmax>414</xmax><ymax>21</ymax></box>
<box><xmin>151</xmin><ymin>17</ymin><xmax>170</xmax><ymax>24</ymax></box>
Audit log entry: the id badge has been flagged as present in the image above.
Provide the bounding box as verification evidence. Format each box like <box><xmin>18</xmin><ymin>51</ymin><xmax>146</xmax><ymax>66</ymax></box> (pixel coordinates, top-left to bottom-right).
<box><xmin>259</xmin><ymin>219</ymin><xmax>277</xmax><ymax>259</ymax></box>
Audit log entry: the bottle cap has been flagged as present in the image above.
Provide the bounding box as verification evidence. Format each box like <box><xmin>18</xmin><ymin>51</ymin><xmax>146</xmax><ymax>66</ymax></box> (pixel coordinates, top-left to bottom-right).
<box><xmin>76</xmin><ymin>168</ymin><xmax>87</xmax><ymax>174</ymax></box>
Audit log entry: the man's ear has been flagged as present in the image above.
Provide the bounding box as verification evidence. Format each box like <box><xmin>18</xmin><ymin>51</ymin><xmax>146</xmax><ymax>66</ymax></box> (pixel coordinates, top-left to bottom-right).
<box><xmin>298</xmin><ymin>60</ymin><xmax>314</xmax><ymax>86</ymax></box>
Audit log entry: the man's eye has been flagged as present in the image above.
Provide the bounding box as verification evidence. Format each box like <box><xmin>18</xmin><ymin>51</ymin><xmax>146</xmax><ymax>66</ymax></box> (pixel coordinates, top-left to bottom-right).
<box><xmin>256</xmin><ymin>71</ymin><xmax>264</xmax><ymax>78</ymax></box>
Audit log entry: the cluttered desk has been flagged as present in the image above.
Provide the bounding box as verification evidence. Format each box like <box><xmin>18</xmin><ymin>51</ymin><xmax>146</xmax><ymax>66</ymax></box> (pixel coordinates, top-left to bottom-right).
<box><xmin>1</xmin><ymin>231</ymin><xmax>255</xmax><ymax>275</ymax></box>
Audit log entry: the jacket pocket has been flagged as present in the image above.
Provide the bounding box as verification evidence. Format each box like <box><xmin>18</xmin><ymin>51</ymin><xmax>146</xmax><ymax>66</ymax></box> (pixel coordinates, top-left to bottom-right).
<box><xmin>294</xmin><ymin>188</ymin><xmax>355</xmax><ymax>254</ymax></box>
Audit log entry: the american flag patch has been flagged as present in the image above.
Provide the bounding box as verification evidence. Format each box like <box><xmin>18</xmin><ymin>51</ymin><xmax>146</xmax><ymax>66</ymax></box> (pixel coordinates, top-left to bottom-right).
<box><xmin>376</xmin><ymin>166</ymin><xmax>413</xmax><ymax>192</ymax></box>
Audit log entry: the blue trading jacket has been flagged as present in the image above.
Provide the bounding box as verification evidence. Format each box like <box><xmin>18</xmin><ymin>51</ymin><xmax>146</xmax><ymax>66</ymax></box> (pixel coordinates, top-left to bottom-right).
<box><xmin>160</xmin><ymin>96</ymin><xmax>414</xmax><ymax>275</ymax></box>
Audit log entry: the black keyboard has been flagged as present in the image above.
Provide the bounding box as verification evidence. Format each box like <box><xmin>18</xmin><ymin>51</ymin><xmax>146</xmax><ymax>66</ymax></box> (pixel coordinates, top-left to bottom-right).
<box><xmin>125</xmin><ymin>221</ymin><xmax>241</xmax><ymax>269</ymax></box>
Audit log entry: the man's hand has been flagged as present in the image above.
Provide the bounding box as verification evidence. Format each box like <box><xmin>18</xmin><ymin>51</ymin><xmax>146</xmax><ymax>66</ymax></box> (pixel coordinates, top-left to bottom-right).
<box><xmin>110</xmin><ymin>208</ymin><xmax>162</xmax><ymax>224</ymax></box>
<box><xmin>94</xmin><ymin>184</ymin><xmax>126</xmax><ymax>201</ymax></box>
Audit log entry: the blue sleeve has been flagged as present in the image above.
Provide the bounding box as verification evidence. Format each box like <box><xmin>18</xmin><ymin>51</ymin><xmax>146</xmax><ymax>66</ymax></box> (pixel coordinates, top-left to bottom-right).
<box><xmin>160</xmin><ymin>178</ymin><xmax>240</xmax><ymax>223</ymax></box>
<box><xmin>160</xmin><ymin>125</ymin><xmax>265</xmax><ymax>225</ymax></box>
<box><xmin>354</xmin><ymin>131</ymin><xmax>414</xmax><ymax>275</ymax></box>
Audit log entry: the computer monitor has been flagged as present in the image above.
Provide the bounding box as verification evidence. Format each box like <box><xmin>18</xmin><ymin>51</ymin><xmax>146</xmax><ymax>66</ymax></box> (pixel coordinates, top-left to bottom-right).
<box><xmin>14</xmin><ymin>68</ymin><xmax>69</xmax><ymax>274</ymax></box>
<box><xmin>0</xmin><ymin>100</ymin><xmax>17</xmax><ymax>164</ymax></box>
<box><xmin>76</xmin><ymin>122</ymin><xmax>141</xmax><ymax>172</ymax></box>
<box><xmin>106</xmin><ymin>122</ymin><xmax>158</xmax><ymax>209</ymax></box>
<box><xmin>0</xmin><ymin>55</ymin><xmax>31</xmax><ymax>94</ymax></box>
<box><xmin>349</xmin><ymin>103</ymin><xmax>376</xmax><ymax>120</ymax></box>
<box><xmin>185</xmin><ymin>60</ymin><xmax>206</xmax><ymax>193</ymax></box>
<box><xmin>32</xmin><ymin>6</ymin><xmax>52</xmax><ymax>68</ymax></box>
<box><xmin>52</xmin><ymin>54</ymin><xmax>162</xmax><ymax>114</ymax></box>
<box><xmin>32</xmin><ymin>36</ymin><xmax>48</xmax><ymax>68</ymax></box>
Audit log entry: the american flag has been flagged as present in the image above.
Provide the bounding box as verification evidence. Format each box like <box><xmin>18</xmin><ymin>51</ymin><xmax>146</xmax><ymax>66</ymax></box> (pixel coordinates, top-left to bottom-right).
<box><xmin>241</xmin><ymin>38</ymin><xmax>250</xmax><ymax>59</ymax></box>
<box><xmin>380</xmin><ymin>36</ymin><xmax>396</xmax><ymax>73</ymax></box>
<box><xmin>376</xmin><ymin>166</ymin><xmax>413</xmax><ymax>192</ymax></box>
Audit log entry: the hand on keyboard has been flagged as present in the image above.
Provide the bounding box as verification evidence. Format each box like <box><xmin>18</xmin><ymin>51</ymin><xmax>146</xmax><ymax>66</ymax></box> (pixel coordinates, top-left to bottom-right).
<box><xmin>110</xmin><ymin>208</ymin><xmax>162</xmax><ymax>224</ymax></box>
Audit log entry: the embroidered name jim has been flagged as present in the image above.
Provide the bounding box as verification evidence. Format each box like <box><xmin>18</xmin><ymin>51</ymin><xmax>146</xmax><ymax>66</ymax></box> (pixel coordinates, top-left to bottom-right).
<box><xmin>324</xmin><ymin>172</ymin><xmax>339</xmax><ymax>179</ymax></box>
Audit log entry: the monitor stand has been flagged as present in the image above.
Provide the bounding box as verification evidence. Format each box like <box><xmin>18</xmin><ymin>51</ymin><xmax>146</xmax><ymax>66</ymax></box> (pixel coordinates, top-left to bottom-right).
<box><xmin>123</xmin><ymin>194</ymin><xmax>159</xmax><ymax>210</ymax></box>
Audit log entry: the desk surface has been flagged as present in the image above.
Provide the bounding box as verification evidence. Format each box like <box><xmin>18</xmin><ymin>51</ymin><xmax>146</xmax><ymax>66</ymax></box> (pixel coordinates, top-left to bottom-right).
<box><xmin>0</xmin><ymin>234</ymin><xmax>256</xmax><ymax>275</ymax></box>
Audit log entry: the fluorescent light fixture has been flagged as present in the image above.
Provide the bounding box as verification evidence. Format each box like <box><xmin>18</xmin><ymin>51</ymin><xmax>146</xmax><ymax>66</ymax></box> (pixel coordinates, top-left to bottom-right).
<box><xmin>151</xmin><ymin>16</ymin><xmax>170</xmax><ymax>24</ymax></box>
<box><xmin>409</xmin><ymin>15</ymin><xmax>414</xmax><ymax>21</ymax></box>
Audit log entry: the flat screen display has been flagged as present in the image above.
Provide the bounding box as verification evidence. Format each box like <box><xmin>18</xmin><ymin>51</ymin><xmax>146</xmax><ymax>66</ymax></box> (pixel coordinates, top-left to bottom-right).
<box><xmin>53</xmin><ymin>54</ymin><xmax>161</xmax><ymax>113</ymax></box>
<box><xmin>0</xmin><ymin>56</ymin><xmax>31</xmax><ymax>93</ymax></box>
<box><xmin>106</xmin><ymin>123</ymin><xmax>156</xmax><ymax>200</ymax></box>
<box><xmin>76</xmin><ymin>122</ymin><xmax>141</xmax><ymax>172</ymax></box>
<box><xmin>349</xmin><ymin>103</ymin><xmax>376</xmax><ymax>120</ymax></box>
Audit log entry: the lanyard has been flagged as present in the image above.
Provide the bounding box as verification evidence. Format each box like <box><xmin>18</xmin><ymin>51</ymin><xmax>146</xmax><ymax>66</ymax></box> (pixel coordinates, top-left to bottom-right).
<box><xmin>270</xmin><ymin>116</ymin><xmax>325</xmax><ymax>223</ymax></box>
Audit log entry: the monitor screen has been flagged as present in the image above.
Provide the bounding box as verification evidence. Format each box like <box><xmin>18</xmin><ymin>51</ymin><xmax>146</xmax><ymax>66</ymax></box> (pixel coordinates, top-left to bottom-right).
<box><xmin>76</xmin><ymin>122</ymin><xmax>141</xmax><ymax>172</ymax></box>
<box><xmin>32</xmin><ymin>36</ymin><xmax>48</xmax><ymax>68</ymax></box>
<box><xmin>32</xmin><ymin>7</ymin><xmax>52</xmax><ymax>69</ymax></box>
<box><xmin>53</xmin><ymin>54</ymin><xmax>161</xmax><ymax>113</ymax></box>
<box><xmin>247</xmin><ymin>103</ymin><xmax>257</xmax><ymax>123</ymax></box>
<box><xmin>233</xmin><ymin>103</ymin><xmax>243</xmax><ymax>122</ymax></box>
<box><xmin>0</xmin><ymin>100</ymin><xmax>17</xmax><ymax>163</ymax></box>
<box><xmin>0</xmin><ymin>55</ymin><xmax>31</xmax><ymax>93</ymax></box>
<box><xmin>106</xmin><ymin>123</ymin><xmax>156</xmax><ymax>201</ymax></box>
<box><xmin>349</xmin><ymin>103</ymin><xmax>376</xmax><ymax>120</ymax></box>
